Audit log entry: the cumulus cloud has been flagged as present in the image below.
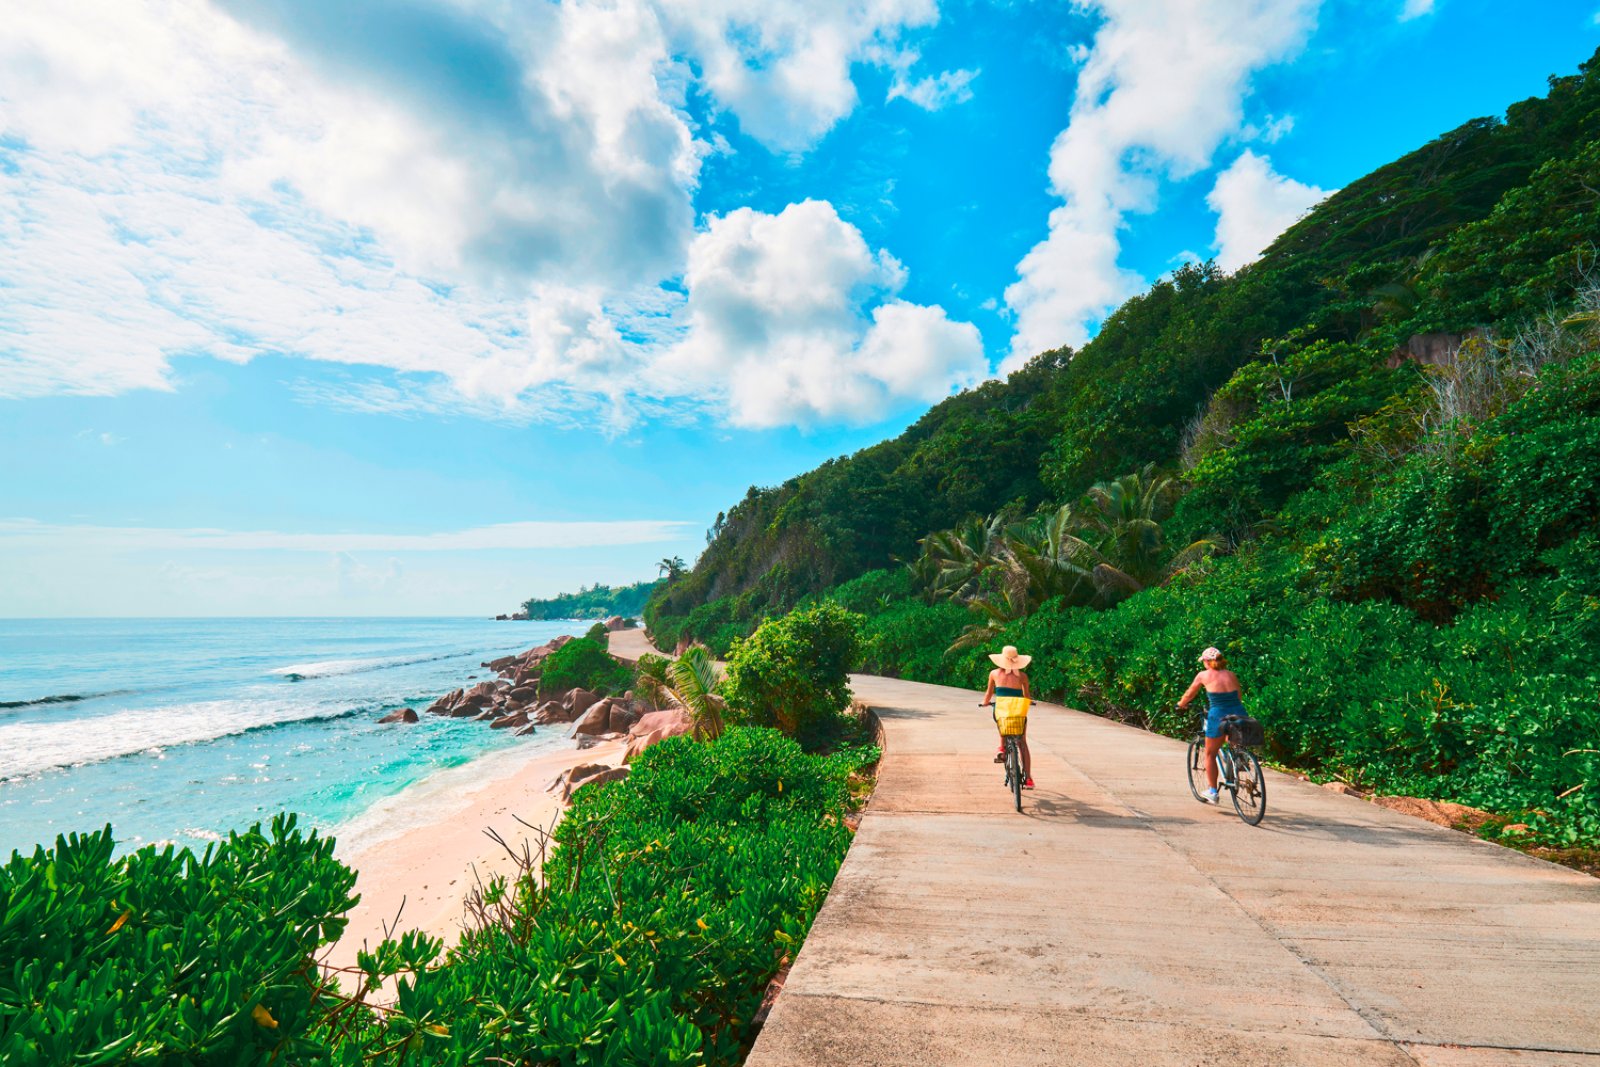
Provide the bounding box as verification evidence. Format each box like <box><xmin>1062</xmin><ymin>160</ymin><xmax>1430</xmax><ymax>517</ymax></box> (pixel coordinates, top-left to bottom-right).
<box><xmin>652</xmin><ymin>0</ymin><xmax>943</xmax><ymax>150</ymax></box>
<box><xmin>1400</xmin><ymin>0</ymin><xmax>1435</xmax><ymax>20</ymax></box>
<box><xmin>664</xmin><ymin>200</ymin><xmax>985</xmax><ymax>427</ymax></box>
<box><xmin>888</xmin><ymin>67</ymin><xmax>979</xmax><ymax>110</ymax></box>
<box><xmin>1207</xmin><ymin>150</ymin><xmax>1331</xmax><ymax>271</ymax></box>
<box><xmin>0</xmin><ymin>0</ymin><xmax>977</xmax><ymax>429</ymax></box>
<box><xmin>1003</xmin><ymin>0</ymin><xmax>1321</xmax><ymax>369</ymax></box>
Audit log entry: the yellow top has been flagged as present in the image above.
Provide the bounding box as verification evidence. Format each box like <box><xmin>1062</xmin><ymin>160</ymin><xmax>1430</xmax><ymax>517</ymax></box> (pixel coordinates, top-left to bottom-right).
<box><xmin>994</xmin><ymin>694</ymin><xmax>1031</xmax><ymax>735</ymax></box>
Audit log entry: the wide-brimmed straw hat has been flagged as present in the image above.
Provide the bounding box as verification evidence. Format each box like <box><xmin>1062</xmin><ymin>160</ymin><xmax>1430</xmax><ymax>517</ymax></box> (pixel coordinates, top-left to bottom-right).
<box><xmin>989</xmin><ymin>645</ymin><xmax>1032</xmax><ymax>670</ymax></box>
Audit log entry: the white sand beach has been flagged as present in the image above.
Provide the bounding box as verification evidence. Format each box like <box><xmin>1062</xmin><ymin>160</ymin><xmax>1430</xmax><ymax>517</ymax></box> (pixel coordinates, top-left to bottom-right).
<box><xmin>324</xmin><ymin>738</ymin><xmax>626</xmax><ymax>977</ymax></box>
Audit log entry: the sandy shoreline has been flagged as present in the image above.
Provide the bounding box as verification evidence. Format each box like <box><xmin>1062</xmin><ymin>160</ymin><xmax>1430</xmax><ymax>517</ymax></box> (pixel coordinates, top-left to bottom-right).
<box><xmin>323</xmin><ymin>738</ymin><xmax>625</xmax><ymax>977</ymax></box>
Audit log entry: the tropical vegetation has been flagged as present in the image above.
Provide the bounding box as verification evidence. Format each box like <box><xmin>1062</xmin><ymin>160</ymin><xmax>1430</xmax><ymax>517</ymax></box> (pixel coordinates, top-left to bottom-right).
<box><xmin>522</xmin><ymin>579</ymin><xmax>662</xmax><ymax>621</ymax></box>
<box><xmin>4</xmin><ymin>595</ymin><xmax>875</xmax><ymax>1065</ymax></box>
<box><xmin>645</xmin><ymin>49</ymin><xmax>1600</xmax><ymax>851</ymax></box>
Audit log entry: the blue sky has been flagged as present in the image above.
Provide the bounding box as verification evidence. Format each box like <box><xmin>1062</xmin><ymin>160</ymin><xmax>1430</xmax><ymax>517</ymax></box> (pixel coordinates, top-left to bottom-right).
<box><xmin>2</xmin><ymin>0</ymin><xmax>1597</xmax><ymax>617</ymax></box>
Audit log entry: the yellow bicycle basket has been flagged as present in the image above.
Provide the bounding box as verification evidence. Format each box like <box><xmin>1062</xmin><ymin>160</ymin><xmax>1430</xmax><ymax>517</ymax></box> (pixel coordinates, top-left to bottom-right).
<box><xmin>994</xmin><ymin>694</ymin><xmax>1031</xmax><ymax>736</ymax></box>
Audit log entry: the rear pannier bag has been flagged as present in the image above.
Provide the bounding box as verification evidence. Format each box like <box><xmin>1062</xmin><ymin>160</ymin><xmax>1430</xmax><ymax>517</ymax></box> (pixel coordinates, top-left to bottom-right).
<box><xmin>1224</xmin><ymin>715</ymin><xmax>1265</xmax><ymax>747</ymax></box>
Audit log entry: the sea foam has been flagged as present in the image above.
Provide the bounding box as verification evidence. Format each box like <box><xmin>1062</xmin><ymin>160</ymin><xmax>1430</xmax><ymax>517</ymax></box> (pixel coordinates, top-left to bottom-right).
<box><xmin>0</xmin><ymin>697</ymin><xmax>378</xmax><ymax>779</ymax></box>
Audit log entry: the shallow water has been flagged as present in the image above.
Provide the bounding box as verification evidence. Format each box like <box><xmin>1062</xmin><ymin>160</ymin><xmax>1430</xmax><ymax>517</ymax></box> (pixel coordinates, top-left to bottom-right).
<box><xmin>0</xmin><ymin>617</ymin><xmax>582</xmax><ymax>857</ymax></box>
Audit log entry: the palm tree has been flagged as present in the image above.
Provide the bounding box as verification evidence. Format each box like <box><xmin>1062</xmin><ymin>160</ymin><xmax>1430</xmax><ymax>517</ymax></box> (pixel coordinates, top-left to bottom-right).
<box><xmin>632</xmin><ymin>647</ymin><xmax>726</xmax><ymax>739</ymax></box>
<box><xmin>657</xmin><ymin>556</ymin><xmax>687</xmax><ymax>582</ymax></box>
<box><xmin>922</xmin><ymin>466</ymin><xmax>1216</xmax><ymax>650</ymax></box>
<box><xmin>915</xmin><ymin>514</ymin><xmax>1005</xmax><ymax>602</ymax></box>
<box><xmin>1068</xmin><ymin>465</ymin><xmax>1215</xmax><ymax>603</ymax></box>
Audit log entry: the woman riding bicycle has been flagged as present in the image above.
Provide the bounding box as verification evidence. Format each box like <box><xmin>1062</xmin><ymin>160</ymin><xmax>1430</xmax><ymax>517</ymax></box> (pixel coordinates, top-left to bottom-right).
<box><xmin>1177</xmin><ymin>646</ymin><xmax>1243</xmax><ymax>804</ymax></box>
<box><xmin>982</xmin><ymin>645</ymin><xmax>1034</xmax><ymax>789</ymax></box>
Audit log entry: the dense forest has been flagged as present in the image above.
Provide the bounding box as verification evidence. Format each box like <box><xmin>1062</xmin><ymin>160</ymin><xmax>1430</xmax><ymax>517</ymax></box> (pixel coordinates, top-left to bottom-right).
<box><xmin>521</xmin><ymin>578</ymin><xmax>663</xmax><ymax>620</ymax></box>
<box><xmin>647</xmin><ymin>49</ymin><xmax>1600</xmax><ymax>850</ymax></box>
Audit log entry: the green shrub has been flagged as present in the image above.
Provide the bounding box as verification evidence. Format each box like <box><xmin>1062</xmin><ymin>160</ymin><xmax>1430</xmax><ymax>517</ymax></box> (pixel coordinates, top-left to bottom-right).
<box><xmin>724</xmin><ymin>604</ymin><xmax>863</xmax><ymax>747</ymax></box>
<box><xmin>1317</xmin><ymin>351</ymin><xmax>1600</xmax><ymax>619</ymax></box>
<box><xmin>585</xmin><ymin>621</ymin><xmax>611</xmax><ymax>642</ymax></box>
<box><xmin>0</xmin><ymin>814</ymin><xmax>355</xmax><ymax>1066</ymax></box>
<box><xmin>4</xmin><ymin>730</ymin><xmax>880</xmax><ymax>1066</ymax></box>
<box><xmin>541</xmin><ymin>637</ymin><xmax>634</xmax><ymax>696</ymax></box>
<box><xmin>332</xmin><ymin>728</ymin><xmax>872</xmax><ymax>1065</ymax></box>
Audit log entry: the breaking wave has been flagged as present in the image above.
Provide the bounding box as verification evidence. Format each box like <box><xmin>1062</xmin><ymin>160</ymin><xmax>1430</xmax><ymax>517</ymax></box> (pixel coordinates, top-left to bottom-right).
<box><xmin>0</xmin><ymin>698</ymin><xmax>388</xmax><ymax>780</ymax></box>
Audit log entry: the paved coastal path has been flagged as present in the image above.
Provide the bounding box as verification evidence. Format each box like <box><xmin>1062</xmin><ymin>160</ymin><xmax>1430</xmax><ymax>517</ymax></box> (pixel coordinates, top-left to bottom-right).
<box><xmin>607</xmin><ymin>633</ymin><xmax>1600</xmax><ymax>1065</ymax></box>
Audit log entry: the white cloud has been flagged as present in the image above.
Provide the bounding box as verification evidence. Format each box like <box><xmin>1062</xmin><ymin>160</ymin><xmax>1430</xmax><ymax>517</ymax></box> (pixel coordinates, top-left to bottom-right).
<box><xmin>1243</xmin><ymin>114</ymin><xmax>1296</xmax><ymax>143</ymax></box>
<box><xmin>662</xmin><ymin>200</ymin><xmax>985</xmax><ymax>427</ymax></box>
<box><xmin>653</xmin><ymin>0</ymin><xmax>942</xmax><ymax>151</ymax></box>
<box><xmin>1003</xmin><ymin>0</ymin><xmax>1321</xmax><ymax>369</ymax></box>
<box><xmin>0</xmin><ymin>518</ymin><xmax>695</xmax><ymax>552</ymax></box>
<box><xmin>0</xmin><ymin>0</ymin><xmax>976</xmax><ymax>430</ymax></box>
<box><xmin>1400</xmin><ymin>0</ymin><xmax>1435</xmax><ymax>20</ymax></box>
<box><xmin>889</xmin><ymin>67</ymin><xmax>979</xmax><ymax>110</ymax></box>
<box><xmin>1207</xmin><ymin>150</ymin><xmax>1331</xmax><ymax>271</ymax></box>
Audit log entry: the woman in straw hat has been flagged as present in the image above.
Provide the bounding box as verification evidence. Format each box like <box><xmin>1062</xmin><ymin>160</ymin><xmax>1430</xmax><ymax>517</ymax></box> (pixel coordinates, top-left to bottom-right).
<box><xmin>982</xmin><ymin>645</ymin><xmax>1034</xmax><ymax>789</ymax></box>
<box><xmin>1177</xmin><ymin>646</ymin><xmax>1244</xmax><ymax>804</ymax></box>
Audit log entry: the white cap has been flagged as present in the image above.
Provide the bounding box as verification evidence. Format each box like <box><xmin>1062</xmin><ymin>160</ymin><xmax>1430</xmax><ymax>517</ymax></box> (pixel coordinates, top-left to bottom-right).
<box><xmin>1199</xmin><ymin>646</ymin><xmax>1223</xmax><ymax>663</ymax></box>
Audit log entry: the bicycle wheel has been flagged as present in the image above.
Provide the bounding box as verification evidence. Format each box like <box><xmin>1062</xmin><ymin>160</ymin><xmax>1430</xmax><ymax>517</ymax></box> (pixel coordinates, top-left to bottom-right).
<box><xmin>1007</xmin><ymin>740</ymin><xmax>1023</xmax><ymax>813</ymax></box>
<box><xmin>1230</xmin><ymin>748</ymin><xmax>1268</xmax><ymax>825</ymax></box>
<box><xmin>1186</xmin><ymin>737</ymin><xmax>1208</xmax><ymax>802</ymax></box>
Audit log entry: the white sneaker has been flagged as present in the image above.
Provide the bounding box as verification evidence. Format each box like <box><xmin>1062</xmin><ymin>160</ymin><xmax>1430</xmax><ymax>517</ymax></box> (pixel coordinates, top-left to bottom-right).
<box><xmin>1202</xmin><ymin>788</ymin><xmax>1219</xmax><ymax>804</ymax></box>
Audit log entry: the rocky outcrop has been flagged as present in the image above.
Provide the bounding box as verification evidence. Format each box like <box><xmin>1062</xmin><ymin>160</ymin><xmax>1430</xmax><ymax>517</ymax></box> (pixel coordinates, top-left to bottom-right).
<box><xmin>427</xmin><ymin>688</ymin><xmax>464</xmax><ymax>715</ymax></box>
<box><xmin>548</xmin><ymin>762</ymin><xmax>630</xmax><ymax>802</ymax></box>
<box><xmin>569</xmin><ymin>698</ymin><xmax>613</xmax><ymax>738</ymax></box>
<box><xmin>414</xmin><ymin>636</ymin><xmax>652</xmax><ymax>758</ymax></box>
<box><xmin>378</xmin><ymin>707</ymin><xmax>419</xmax><ymax>724</ymax></box>
<box><xmin>623</xmin><ymin>708</ymin><xmax>694</xmax><ymax>763</ymax></box>
<box><xmin>548</xmin><ymin>761</ymin><xmax>609</xmax><ymax>794</ymax></box>
<box><xmin>571</xmin><ymin>765</ymin><xmax>629</xmax><ymax>797</ymax></box>
<box><xmin>532</xmin><ymin>701</ymin><xmax>573</xmax><ymax>725</ymax></box>
<box><xmin>609</xmin><ymin>705</ymin><xmax>639</xmax><ymax>733</ymax></box>
<box><xmin>604</xmin><ymin>615</ymin><xmax>627</xmax><ymax>631</ymax></box>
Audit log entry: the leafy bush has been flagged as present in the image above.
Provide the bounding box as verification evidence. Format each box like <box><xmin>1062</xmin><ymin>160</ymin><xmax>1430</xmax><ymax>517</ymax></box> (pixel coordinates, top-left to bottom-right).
<box><xmin>332</xmin><ymin>728</ymin><xmax>872</xmax><ymax>1065</ymax></box>
<box><xmin>1317</xmin><ymin>350</ymin><xmax>1600</xmax><ymax>619</ymax></box>
<box><xmin>0</xmin><ymin>814</ymin><xmax>355</xmax><ymax>1066</ymax></box>
<box><xmin>3</xmin><ymin>731</ymin><xmax>879</xmax><ymax>1066</ymax></box>
<box><xmin>585</xmin><ymin>621</ymin><xmax>610</xmax><ymax>642</ymax></box>
<box><xmin>724</xmin><ymin>604</ymin><xmax>863</xmax><ymax>747</ymax></box>
<box><xmin>540</xmin><ymin>637</ymin><xmax>634</xmax><ymax>696</ymax></box>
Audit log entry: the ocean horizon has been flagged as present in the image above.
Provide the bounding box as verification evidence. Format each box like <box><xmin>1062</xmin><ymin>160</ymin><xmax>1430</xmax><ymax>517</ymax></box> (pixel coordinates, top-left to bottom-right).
<box><xmin>0</xmin><ymin>616</ymin><xmax>586</xmax><ymax>859</ymax></box>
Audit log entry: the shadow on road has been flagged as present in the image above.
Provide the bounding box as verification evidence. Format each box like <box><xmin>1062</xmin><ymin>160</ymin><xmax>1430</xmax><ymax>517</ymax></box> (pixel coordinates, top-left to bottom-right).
<box><xmin>1025</xmin><ymin>795</ymin><xmax>1122</xmax><ymax>822</ymax></box>
<box><xmin>874</xmin><ymin>706</ymin><xmax>939</xmax><ymax>721</ymax></box>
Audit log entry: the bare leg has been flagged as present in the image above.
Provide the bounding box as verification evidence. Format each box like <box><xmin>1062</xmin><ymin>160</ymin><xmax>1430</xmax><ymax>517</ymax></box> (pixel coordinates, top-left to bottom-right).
<box><xmin>1204</xmin><ymin>736</ymin><xmax>1223</xmax><ymax>789</ymax></box>
<box><xmin>1020</xmin><ymin>731</ymin><xmax>1031</xmax><ymax>779</ymax></box>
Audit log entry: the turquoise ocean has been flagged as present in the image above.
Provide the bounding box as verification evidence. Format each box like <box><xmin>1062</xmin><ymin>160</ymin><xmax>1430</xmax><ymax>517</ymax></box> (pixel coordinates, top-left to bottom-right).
<box><xmin>0</xmin><ymin>618</ymin><xmax>583</xmax><ymax>859</ymax></box>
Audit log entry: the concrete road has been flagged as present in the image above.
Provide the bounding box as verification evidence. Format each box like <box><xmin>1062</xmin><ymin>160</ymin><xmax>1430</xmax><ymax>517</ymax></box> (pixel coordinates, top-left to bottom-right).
<box><xmin>746</xmin><ymin>675</ymin><xmax>1600</xmax><ymax>1067</ymax></box>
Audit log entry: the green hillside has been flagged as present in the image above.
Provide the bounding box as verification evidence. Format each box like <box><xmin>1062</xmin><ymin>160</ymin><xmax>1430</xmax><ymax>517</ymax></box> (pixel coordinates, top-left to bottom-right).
<box><xmin>522</xmin><ymin>578</ymin><xmax>662</xmax><ymax>620</ymax></box>
<box><xmin>648</xmin><ymin>49</ymin><xmax>1600</xmax><ymax>849</ymax></box>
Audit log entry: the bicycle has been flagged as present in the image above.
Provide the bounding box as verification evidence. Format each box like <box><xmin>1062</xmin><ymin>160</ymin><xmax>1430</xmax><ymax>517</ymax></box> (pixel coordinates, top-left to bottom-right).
<box><xmin>1186</xmin><ymin>712</ymin><xmax>1267</xmax><ymax>825</ymax></box>
<box><xmin>980</xmin><ymin>702</ymin><xmax>1025</xmax><ymax>813</ymax></box>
